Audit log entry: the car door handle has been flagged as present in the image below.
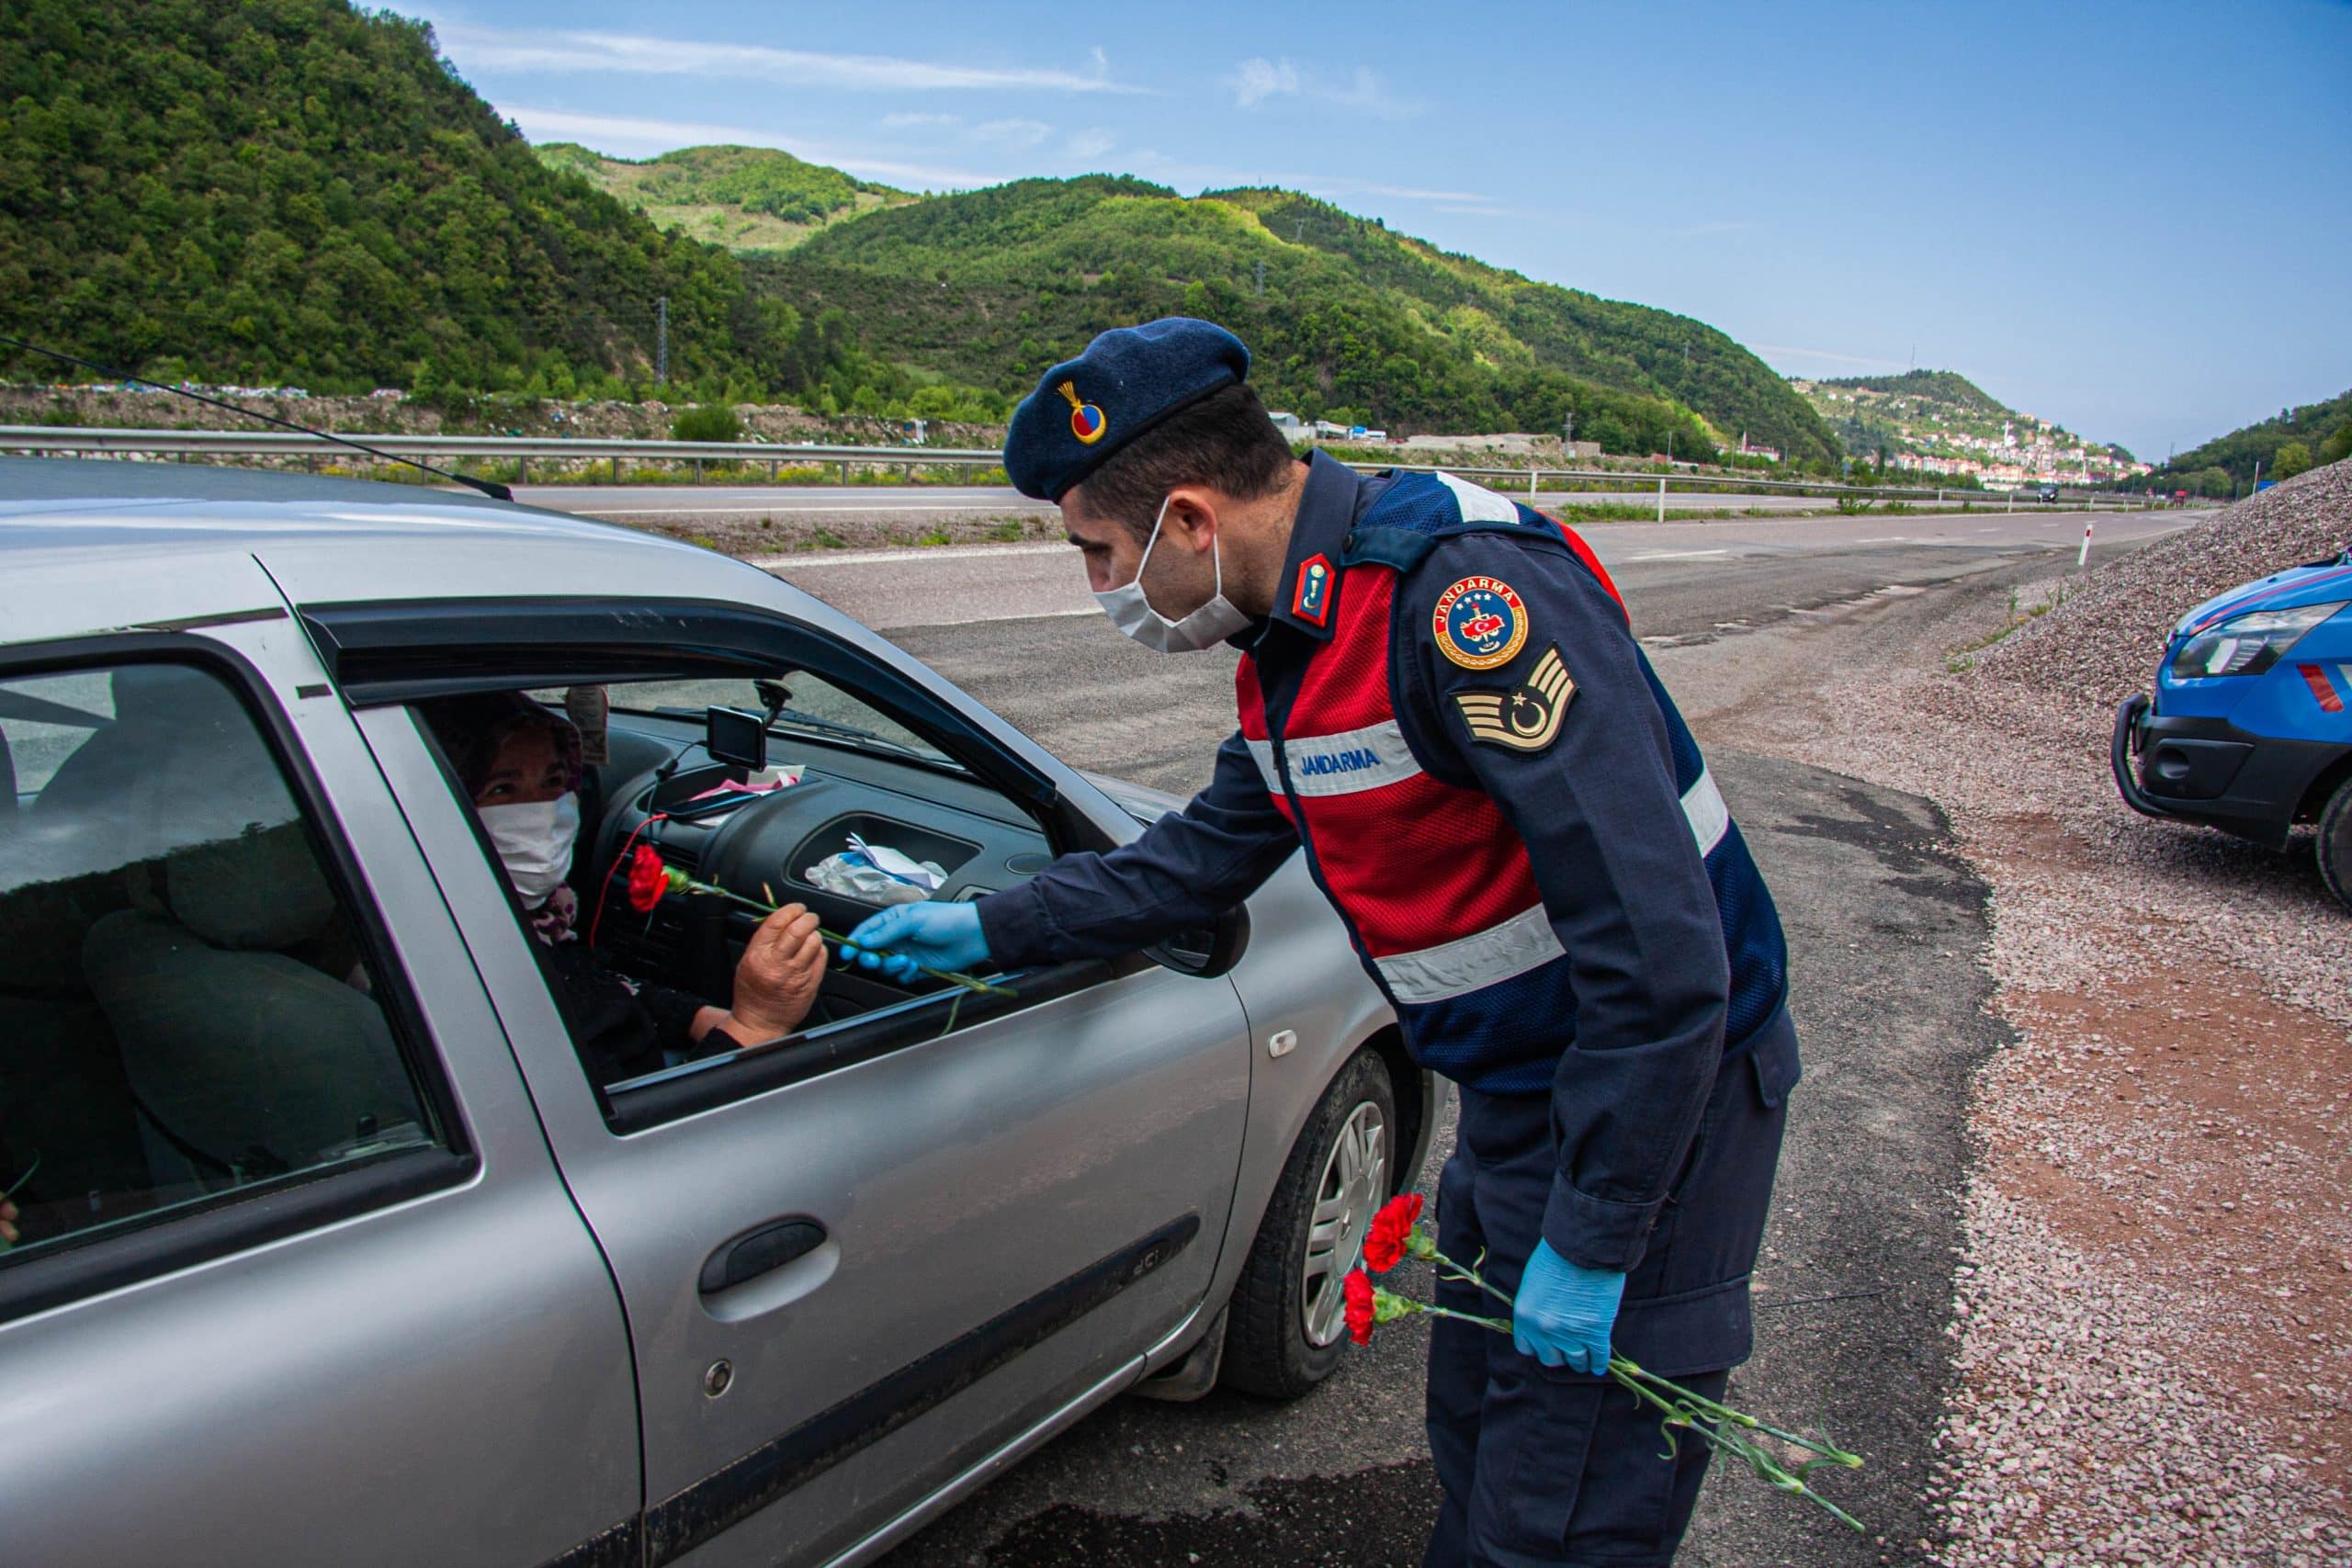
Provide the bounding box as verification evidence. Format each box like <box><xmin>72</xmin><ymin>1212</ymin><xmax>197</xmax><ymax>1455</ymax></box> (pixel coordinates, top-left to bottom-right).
<box><xmin>699</xmin><ymin>1219</ymin><xmax>828</xmax><ymax>1295</ymax></box>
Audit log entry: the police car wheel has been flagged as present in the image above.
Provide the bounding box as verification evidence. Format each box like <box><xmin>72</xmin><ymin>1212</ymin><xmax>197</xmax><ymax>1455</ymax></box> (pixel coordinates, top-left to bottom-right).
<box><xmin>2318</xmin><ymin>776</ymin><xmax>2352</xmax><ymax>910</ymax></box>
<box><xmin>1218</xmin><ymin>1047</ymin><xmax>1395</xmax><ymax>1399</ymax></box>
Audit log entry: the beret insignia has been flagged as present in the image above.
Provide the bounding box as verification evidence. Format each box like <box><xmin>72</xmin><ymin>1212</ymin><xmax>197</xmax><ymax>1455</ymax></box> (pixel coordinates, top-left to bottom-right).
<box><xmin>1058</xmin><ymin>380</ymin><xmax>1107</xmax><ymax>446</ymax></box>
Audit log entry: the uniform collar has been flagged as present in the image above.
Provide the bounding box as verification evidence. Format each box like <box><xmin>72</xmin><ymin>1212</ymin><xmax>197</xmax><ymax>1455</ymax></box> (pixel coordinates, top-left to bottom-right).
<box><xmin>1262</xmin><ymin>450</ymin><xmax>1365</xmax><ymax>644</ymax></box>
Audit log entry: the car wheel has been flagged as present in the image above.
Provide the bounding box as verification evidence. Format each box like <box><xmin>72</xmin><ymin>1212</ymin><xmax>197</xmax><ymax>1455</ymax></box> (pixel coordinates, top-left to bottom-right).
<box><xmin>1219</xmin><ymin>1046</ymin><xmax>1396</xmax><ymax>1399</ymax></box>
<box><xmin>2318</xmin><ymin>776</ymin><xmax>2352</xmax><ymax>909</ymax></box>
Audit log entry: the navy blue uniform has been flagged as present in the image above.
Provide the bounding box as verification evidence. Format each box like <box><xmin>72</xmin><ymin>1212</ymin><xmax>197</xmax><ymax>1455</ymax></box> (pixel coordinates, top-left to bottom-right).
<box><xmin>979</xmin><ymin>452</ymin><xmax>1797</xmax><ymax>1564</ymax></box>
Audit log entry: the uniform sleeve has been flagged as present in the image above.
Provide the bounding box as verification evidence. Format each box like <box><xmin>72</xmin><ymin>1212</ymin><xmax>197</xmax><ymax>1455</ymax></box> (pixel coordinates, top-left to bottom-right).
<box><xmin>975</xmin><ymin>729</ymin><xmax>1298</xmax><ymax>967</ymax></box>
<box><xmin>1399</xmin><ymin>535</ymin><xmax>1728</xmax><ymax>1273</ymax></box>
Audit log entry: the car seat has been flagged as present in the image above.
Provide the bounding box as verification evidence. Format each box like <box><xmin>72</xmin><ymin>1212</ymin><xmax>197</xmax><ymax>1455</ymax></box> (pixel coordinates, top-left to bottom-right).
<box><xmin>0</xmin><ymin>714</ymin><xmax>151</xmax><ymax>1217</ymax></box>
<box><xmin>72</xmin><ymin>672</ymin><xmax>422</xmax><ymax>1191</ymax></box>
<box><xmin>83</xmin><ymin>821</ymin><xmax>421</xmax><ymax>1190</ymax></box>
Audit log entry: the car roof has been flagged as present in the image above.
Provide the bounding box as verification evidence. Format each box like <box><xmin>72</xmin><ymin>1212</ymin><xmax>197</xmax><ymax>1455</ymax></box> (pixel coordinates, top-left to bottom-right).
<box><xmin>0</xmin><ymin>456</ymin><xmax>787</xmax><ymax>611</ymax></box>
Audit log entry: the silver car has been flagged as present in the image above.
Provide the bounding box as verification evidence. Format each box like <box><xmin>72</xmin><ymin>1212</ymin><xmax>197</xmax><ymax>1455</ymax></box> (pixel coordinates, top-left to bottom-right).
<box><xmin>0</xmin><ymin>457</ymin><xmax>1440</xmax><ymax>1568</ymax></box>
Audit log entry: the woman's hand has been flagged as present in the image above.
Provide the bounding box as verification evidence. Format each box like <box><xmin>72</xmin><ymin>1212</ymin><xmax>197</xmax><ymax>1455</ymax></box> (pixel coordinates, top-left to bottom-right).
<box><xmin>724</xmin><ymin>902</ymin><xmax>827</xmax><ymax>1043</ymax></box>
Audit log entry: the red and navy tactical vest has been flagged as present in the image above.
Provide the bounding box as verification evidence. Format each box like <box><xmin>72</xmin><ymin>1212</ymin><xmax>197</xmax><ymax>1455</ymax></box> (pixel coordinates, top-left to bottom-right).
<box><xmin>1236</xmin><ymin>471</ymin><xmax>1788</xmax><ymax>1093</ymax></box>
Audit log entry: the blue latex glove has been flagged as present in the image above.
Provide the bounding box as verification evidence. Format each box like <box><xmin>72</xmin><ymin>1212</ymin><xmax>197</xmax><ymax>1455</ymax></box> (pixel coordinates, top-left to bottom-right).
<box><xmin>1510</xmin><ymin>1239</ymin><xmax>1626</xmax><ymax>1373</ymax></box>
<box><xmin>840</xmin><ymin>902</ymin><xmax>989</xmax><ymax>984</ymax></box>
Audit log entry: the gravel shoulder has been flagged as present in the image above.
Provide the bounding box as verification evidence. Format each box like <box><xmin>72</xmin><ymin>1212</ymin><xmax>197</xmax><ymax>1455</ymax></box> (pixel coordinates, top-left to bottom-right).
<box><xmin>1698</xmin><ymin>468</ymin><xmax>2352</xmax><ymax>1565</ymax></box>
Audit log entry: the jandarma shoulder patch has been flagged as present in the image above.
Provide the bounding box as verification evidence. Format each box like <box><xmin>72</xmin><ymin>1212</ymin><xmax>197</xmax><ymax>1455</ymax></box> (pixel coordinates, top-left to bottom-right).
<box><xmin>1432</xmin><ymin>574</ymin><xmax>1528</xmax><ymax>670</ymax></box>
<box><xmin>1453</xmin><ymin>644</ymin><xmax>1576</xmax><ymax>752</ymax></box>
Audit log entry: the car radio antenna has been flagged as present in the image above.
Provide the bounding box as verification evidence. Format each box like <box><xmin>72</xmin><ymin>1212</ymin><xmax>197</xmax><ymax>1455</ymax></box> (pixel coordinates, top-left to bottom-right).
<box><xmin>0</xmin><ymin>333</ymin><xmax>513</xmax><ymax>502</ymax></box>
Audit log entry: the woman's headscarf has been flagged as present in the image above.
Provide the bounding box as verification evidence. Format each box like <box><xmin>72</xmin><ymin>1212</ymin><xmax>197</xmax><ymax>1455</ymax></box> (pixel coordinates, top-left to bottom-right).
<box><xmin>419</xmin><ymin>693</ymin><xmax>587</xmax><ymax>944</ymax></box>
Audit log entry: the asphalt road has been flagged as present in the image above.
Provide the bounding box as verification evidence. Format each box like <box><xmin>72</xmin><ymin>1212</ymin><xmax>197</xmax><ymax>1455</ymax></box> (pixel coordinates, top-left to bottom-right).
<box><xmin>775</xmin><ymin>522</ymin><xmax>2174</xmax><ymax>1566</ymax></box>
<box><xmin>758</xmin><ymin>507</ymin><xmax>2177</xmax><ymax>640</ymax></box>
<box><xmin>514</xmin><ymin>481</ymin><xmax>2132</xmax><ymax>523</ymax></box>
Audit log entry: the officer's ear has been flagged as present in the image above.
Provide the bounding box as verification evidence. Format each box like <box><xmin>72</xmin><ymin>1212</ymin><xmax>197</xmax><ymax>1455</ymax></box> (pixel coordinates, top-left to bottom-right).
<box><xmin>1159</xmin><ymin>486</ymin><xmax>1223</xmax><ymax>556</ymax></box>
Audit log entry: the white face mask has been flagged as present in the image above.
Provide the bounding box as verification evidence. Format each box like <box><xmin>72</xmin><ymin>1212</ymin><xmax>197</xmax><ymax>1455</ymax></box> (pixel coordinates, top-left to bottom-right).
<box><xmin>1093</xmin><ymin>493</ymin><xmax>1253</xmax><ymax>654</ymax></box>
<box><xmin>479</xmin><ymin>792</ymin><xmax>580</xmax><ymax>906</ymax></box>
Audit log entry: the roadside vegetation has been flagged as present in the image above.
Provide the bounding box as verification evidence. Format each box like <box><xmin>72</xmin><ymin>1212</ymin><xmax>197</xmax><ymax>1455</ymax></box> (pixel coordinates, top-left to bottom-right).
<box><xmin>2120</xmin><ymin>387</ymin><xmax>2352</xmax><ymax>496</ymax></box>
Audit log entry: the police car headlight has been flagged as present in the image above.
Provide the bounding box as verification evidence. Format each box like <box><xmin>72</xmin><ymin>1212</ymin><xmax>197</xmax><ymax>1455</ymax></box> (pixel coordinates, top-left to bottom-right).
<box><xmin>2168</xmin><ymin>602</ymin><xmax>2345</xmax><ymax>681</ymax></box>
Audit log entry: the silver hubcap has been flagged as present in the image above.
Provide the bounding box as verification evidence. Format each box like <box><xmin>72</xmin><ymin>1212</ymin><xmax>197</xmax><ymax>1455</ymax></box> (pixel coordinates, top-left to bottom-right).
<box><xmin>1301</xmin><ymin>1100</ymin><xmax>1388</xmax><ymax>1348</ymax></box>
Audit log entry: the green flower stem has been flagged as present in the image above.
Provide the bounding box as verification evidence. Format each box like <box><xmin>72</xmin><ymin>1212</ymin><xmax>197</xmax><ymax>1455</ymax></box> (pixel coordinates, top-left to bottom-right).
<box><xmin>1611</xmin><ymin>1357</ymin><xmax>1860</xmax><ymax>1464</ymax></box>
<box><xmin>1405</xmin><ymin>1235</ymin><xmax>1866</xmax><ymax>1532</ymax></box>
<box><xmin>3</xmin><ymin>1154</ymin><xmax>38</xmax><ymax>1200</ymax></box>
<box><xmin>1433</xmin><ymin>1253</ymin><xmax>1517</xmax><ymax>1310</ymax></box>
<box><xmin>1424</xmin><ymin>1306</ymin><xmax>1513</xmax><ymax>1331</ymax></box>
<box><xmin>680</xmin><ymin>879</ymin><xmax>1014</xmax><ymax>998</ymax></box>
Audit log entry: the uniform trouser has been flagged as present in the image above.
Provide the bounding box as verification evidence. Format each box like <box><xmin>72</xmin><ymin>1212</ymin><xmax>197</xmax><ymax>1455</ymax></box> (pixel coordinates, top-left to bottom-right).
<box><xmin>1423</xmin><ymin>1006</ymin><xmax>1799</xmax><ymax>1568</ymax></box>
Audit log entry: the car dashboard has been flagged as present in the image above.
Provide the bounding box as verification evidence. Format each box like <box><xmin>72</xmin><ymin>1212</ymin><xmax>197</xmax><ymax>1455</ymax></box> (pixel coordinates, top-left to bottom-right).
<box><xmin>584</xmin><ymin>710</ymin><xmax>1055</xmax><ymax>1028</ymax></box>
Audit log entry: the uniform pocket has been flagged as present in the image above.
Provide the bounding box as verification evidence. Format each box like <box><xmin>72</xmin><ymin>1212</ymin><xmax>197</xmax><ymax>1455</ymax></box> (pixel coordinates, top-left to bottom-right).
<box><xmin>1747</xmin><ymin>1007</ymin><xmax>1802</xmax><ymax>1109</ymax></box>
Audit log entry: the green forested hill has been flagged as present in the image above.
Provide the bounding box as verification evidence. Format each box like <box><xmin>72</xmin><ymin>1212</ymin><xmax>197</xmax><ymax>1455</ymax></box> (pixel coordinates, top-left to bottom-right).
<box><xmin>0</xmin><ymin>0</ymin><xmax>1841</xmax><ymax>457</ymax></box>
<box><xmin>534</xmin><ymin>143</ymin><xmax>916</xmax><ymax>254</ymax></box>
<box><xmin>751</xmin><ymin>180</ymin><xmax>1841</xmax><ymax>462</ymax></box>
<box><xmin>2126</xmin><ymin>388</ymin><xmax>2352</xmax><ymax>491</ymax></box>
<box><xmin>0</xmin><ymin>0</ymin><xmax>897</xmax><ymax>401</ymax></box>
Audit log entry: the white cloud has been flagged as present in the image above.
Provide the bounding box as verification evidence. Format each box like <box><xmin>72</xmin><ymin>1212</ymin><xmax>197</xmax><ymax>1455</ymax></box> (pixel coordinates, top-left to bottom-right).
<box><xmin>433</xmin><ymin>19</ymin><xmax>1146</xmax><ymax>95</ymax></box>
<box><xmin>500</xmin><ymin>105</ymin><xmax>1003</xmax><ymax>188</ymax></box>
<box><xmin>1227</xmin><ymin>57</ymin><xmax>1301</xmax><ymax>107</ymax></box>
<box><xmin>1066</xmin><ymin>128</ymin><xmax>1116</xmax><ymax>162</ymax></box>
<box><xmin>882</xmin><ymin>111</ymin><xmax>961</xmax><ymax>129</ymax></box>
<box><xmin>1321</xmin><ymin>66</ymin><xmax>1418</xmax><ymax>118</ymax></box>
<box><xmin>973</xmin><ymin>118</ymin><xmax>1054</xmax><ymax>150</ymax></box>
<box><xmin>1224</xmin><ymin>56</ymin><xmax>1413</xmax><ymax>117</ymax></box>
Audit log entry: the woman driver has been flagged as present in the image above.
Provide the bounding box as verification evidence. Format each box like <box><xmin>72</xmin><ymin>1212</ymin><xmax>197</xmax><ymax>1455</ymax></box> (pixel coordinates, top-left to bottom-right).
<box><xmin>422</xmin><ymin>694</ymin><xmax>825</xmax><ymax>1084</ymax></box>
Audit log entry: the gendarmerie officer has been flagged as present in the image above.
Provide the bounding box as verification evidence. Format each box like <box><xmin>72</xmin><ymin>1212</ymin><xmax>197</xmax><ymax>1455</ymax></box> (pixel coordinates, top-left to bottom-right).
<box><xmin>842</xmin><ymin>319</ymin><xmax>1799</xmax><ymax>1567</ymax></box>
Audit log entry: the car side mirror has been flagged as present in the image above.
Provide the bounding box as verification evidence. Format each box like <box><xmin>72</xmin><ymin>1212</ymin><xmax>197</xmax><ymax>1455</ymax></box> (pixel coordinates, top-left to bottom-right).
<box><xmin>1146</xmin><ymin>903</ymin><xmax>1250</xmax><ymax>978</ymax></box>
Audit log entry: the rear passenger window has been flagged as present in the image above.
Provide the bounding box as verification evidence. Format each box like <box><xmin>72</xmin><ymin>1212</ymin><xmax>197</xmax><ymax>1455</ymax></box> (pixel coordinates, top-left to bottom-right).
<box><xmin>0</xmin><ymin>660</ymin><xmax>441</xmax><ymax>1267</ymax></box>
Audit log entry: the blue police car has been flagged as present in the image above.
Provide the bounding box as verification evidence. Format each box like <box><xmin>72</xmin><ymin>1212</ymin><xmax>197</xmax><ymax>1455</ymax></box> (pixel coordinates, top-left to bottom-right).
<box><xmin>2112</xmin><ymin>549</ymin><xmax>2352</xmax><ymax>905</ymax></box>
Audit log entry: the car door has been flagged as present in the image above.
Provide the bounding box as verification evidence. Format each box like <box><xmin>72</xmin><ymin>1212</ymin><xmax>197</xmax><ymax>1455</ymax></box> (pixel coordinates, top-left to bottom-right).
<box><xmin>330</xmin><ymin>592</ymin><xmax>1253</xmax><ymax>1568</ymax></box>
<box><xmin>0</xmin><ymin>560</ymin><xmax>639</xmax><ymax>1568</ymax></box>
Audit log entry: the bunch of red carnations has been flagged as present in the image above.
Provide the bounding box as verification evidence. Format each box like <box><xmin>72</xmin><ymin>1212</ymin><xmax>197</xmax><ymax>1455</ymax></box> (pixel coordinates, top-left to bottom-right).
<box><xmin>1346</xmin><ymin>1193</ymin><xmax>1864</xmax><ymax>1530</ymax></box>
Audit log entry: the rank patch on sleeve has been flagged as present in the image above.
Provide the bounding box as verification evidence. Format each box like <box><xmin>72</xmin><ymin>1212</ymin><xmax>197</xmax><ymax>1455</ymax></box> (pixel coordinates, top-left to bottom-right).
<box><xmin>1453</xmin><ymin>644</ymin><xmax>1576</xmax><ymax>752</ymax></box>
<box><xmin>1432</xmin><ymin>575</ymin><xmax>1529</xmax><ymax>670</ymax></box>
<box><xmin>1293</xmin><ymin>553</ymin><xmax>1335</xmax><ymax>626</ymax></box>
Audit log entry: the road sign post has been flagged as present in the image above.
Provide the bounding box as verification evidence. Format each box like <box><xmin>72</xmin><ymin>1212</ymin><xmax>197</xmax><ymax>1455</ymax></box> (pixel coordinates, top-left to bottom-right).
<box><xmin>2078</xmin><ymin>519</ymin><xmax>2094</xmax><ymax>570</ymax></box>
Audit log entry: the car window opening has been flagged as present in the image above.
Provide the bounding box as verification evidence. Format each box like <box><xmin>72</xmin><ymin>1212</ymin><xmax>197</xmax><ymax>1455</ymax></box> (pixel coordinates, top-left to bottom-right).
<box><xmin>412</xmin><ymin>677</ymin><xmax>1056</xmax><ymax>1120</ymax></box>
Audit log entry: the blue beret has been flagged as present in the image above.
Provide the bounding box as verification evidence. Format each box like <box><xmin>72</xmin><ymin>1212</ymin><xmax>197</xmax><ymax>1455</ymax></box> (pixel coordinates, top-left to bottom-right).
<box><xmin>1002</xmin><ymin>318</ymin><xmax>1251</xmax><ymax>502</ymax></box>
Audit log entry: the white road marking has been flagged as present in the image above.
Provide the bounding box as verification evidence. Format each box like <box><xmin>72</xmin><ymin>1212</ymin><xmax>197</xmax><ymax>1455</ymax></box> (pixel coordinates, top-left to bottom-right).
<box><xmin>1623</xmin><ymin>548</ymin><xmax>1731</xmax><ymax>562</ymax></box>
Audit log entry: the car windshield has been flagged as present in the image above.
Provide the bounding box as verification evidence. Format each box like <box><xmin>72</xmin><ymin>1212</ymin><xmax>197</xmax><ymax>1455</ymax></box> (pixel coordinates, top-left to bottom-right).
<box><xmin>599</xmin><ymin>673</ymin><xmax>959</xmax><ymax>770</ymax></box>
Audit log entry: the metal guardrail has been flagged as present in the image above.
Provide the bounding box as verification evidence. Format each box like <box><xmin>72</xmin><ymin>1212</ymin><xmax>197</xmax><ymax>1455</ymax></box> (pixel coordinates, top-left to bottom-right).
<box><xmin>0</xmin><ymin>425</ymin><xmax>2171</xmax><ymax>510</ymax></box>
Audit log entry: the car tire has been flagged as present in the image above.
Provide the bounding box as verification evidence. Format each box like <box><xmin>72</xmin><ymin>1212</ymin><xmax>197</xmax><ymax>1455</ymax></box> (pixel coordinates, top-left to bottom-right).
<box><xmin>1219</xmin><ymin>1046</ymin><xmax>1396</xmax><ymax>1399</ymax></box>
<box><xmin>2318</xmin><ymin>776</ymin><xmax>2352</xmax><ymax>910</ymax></box>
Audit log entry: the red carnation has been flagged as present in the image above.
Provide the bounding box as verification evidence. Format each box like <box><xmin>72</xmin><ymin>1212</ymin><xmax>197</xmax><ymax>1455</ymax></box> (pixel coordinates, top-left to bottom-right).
<box><xmin>1362</xmin><ymin>1192</ymin><xmax>1424</xmax><ymax>1273</ymax></box>
<box><xmin>628</xmin><ymin>844</ymin><xmax>677</xmax><ymax>913</ymax></box>
<box><xmin>1343</xmin><ymin>1268</ymin><xmax>1376</xmax><ymax>1347</ymax></box>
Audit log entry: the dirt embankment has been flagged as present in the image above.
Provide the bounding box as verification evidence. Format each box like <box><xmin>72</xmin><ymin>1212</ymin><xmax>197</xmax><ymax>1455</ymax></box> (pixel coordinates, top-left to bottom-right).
<box><xmin>1713</xmin><ymin>460</ymin><xmax>2352</xmax><ymax>1565</ymax></box>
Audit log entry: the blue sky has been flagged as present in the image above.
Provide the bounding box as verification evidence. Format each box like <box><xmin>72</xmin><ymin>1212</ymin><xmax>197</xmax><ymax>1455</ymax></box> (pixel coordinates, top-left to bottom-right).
<box><xmin>416</xmin><ymin>1</ymin><xmax>2351</xmax><ymax>458</ymax></box>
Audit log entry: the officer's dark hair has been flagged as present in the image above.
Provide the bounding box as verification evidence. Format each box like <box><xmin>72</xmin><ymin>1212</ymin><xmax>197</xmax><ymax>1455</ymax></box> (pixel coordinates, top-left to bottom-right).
<box><xmin>1070</xmin><ymin>383</ymin><xmax>1299</xmax><ymax>540</ymax></box>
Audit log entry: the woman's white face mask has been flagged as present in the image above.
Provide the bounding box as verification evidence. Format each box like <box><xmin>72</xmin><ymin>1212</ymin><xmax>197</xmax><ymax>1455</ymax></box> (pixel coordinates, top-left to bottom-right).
<box><xmin>479</xmin><ymin>792</ymin><xmax>580</xmax><ymax>906</ymax></box>
<box><xmin>1093</xmin><ymin>493</ymin><xmax>1252</xmax><ymax>654</ymax></box>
